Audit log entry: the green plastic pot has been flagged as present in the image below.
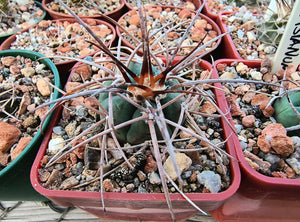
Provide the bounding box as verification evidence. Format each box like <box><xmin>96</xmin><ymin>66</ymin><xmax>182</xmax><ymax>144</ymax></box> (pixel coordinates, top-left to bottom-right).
<box><xmin>0</xmin><ymin>50</ymin><xmax>61</xmax><ymax>201</ymax></box>
<box><xmin>273</xmin><ymin>91</ymin><xmax>300</xmax><ymax>136</ymax></box>
<box><xmin>0</xmin><ymin>1</ymin><xmax>46</xmax><ymax>44</ymax></box>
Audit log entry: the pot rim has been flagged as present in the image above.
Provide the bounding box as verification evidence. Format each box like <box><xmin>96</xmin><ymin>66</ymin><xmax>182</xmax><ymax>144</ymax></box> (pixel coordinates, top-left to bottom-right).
<box><xmin>30</xmin><ymin>57</ymin><xmax>241</xmax><ymax>204</ymax></box>
<box><xmin>0</xmin><ymin>18</ymin><xmax>116</xmax><ymax>67</ymax></box>
<box><xmin>213</xmin><ymin>58</ymin><xmax>300</xmax><ymax>187</ymax></box>
<box><xmin>42</xmin><ymin>0</ymin><xmax>125</xmax><ymax>19</ymax></box>
<box><xmin>0</xmin><ymin>49</ymin><xmax>61</xmax><ymax>178</ymax></box>
<box><xmin>0</xmin><ymin>1</ymin><xmax>47</xmax><ymax>39</ymax></box>
<box><xmin>124</xmin><ymin>0</ymin><xmax>202</xmax><ymax>11</ymax></box>
<box><xmin>116</xmin><ymin>5</ymin><xmax>222</xmax><ymax>57</ymax></box>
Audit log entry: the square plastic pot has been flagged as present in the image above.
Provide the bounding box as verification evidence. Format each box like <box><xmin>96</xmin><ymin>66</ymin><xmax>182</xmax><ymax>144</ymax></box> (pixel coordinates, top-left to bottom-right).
<box><xmin>30</xmin><ymin>59</ymin><xmax>240</xmax><ymax>221</ymax></box>
<box><xmin>42</xmin><ymin>0</ymin><xmax>125</xmax><ymax>22</ymax></box>
<box><xmin>215</xmin><ymin>12</ymin><xmax>243</xmax><ymax>59</ymax></box>
<box><xmin>124</xmin><ymin>0</ymin><xmax>202</xmax><ymax>11</ymax></box>
<box><xmin>0</xmin><ymin>50</ymin><xmax>61</xmax><ymax>201</ymax></box>
<box><xmin>116</xmin><ymin>6</ymin><xmax>222</xmax><ymax>60</ymax></box>
<box><xmin>210</xmin><ymin>59</ymin><xmax>300</xmax><ymax>221</ymax></box>
<box><xmin>0</xmin><ymin>18</ymin><xmax>116</xmax><ymax>86</ymax></box>
<box><xmin>201</xmin><ymin>0</ymin><xmax>218</xmax><ymax>21</ymax></box>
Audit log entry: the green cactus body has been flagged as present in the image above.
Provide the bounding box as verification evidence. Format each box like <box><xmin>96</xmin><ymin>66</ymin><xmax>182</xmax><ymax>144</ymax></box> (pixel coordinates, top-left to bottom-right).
<box><xmin>227</xmin><ymin>0</ymin><xmax>257</xmax><ymax>7</ymax></box>
<box><xmin>0</xmin><ymin>0</ymin><xmax>8</xmax><ymax>13</ymax></box>
<box><xmin>273</xmin><ymin>91</ymin><xmax>300</xmax><ymax>134</ymax></box>
<box><xmin>99</xmin><ymin>61</ymin><xmax>184</xmax><ymax>145</ymax></box>
<box><xmin>258</xmin><ymin>13</ymin><xmax>287</xmax><ymax>46</ymax></box>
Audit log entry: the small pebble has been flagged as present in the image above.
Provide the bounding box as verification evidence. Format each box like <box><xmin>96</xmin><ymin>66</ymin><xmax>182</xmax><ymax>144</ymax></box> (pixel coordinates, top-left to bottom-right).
<box><xmin>149</xmin><ymin>172</ymin><xmax>161</xmax><ymax>185</ymax></box>
<box><xmin>48</xmin><ymin>136</ymin><xmax>65</xmax><ymax>155</ymax></box>
<box><xmin>197</xmin><ymin>171</ymin><xmax>221</xmax><ymax>193</ymax></box>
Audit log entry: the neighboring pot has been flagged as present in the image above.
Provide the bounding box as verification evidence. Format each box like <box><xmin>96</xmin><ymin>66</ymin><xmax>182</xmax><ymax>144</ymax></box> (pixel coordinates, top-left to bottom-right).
<box><xmin>210</xmin><ymin>59</ymin><xmax>300</xmax><ymax>221</ymax></box>
<box><xmin>0</xmin><ymin>49</ymin><xmax>61</xmax><ymax>201</ymax></box>
<box><xmin>216</xmin><ymin>12</ymin><xmax>242</xmax><ymax>59</ymax></box>
<box><xmin>217</xmin><ymin>11</ymin><xmax>278</xmax><ymax>60</ymax></box>
<box><xmin>0</xmin><ymin>18</ymin><xmax>116</xmax><ymax>85</ymax></box>
<box><xmin>0</xmin><ymin>1</ymin><xmax>46</xmax><ymax>44</ymax></box>
<box><xmin>42</xmin><ymin>0</ymin><xmax>125</xmax><ymax>21</ymax></box>
<box><xmin>30</xmin><ymin>58</ymin><xmax>240</xmax><ymax>221</ymax></box>
<box><xmin>202</xmin><ymin>0</ymin><xmax>267</xmax><ymax>22</ymax></box>
<box><xmin>116</xmin><ymin>5</ymin><xmax>222</xmax><ymax>59</ymax></box>
<box><xmin>202</xmin><ymin>0</ymin><xmax>220</xmax><ymax>21</ymax></box>
<box><xmin>124</xmin><ymin>0</ymin><xmax>201</xmax><ymax>11</ymax></box>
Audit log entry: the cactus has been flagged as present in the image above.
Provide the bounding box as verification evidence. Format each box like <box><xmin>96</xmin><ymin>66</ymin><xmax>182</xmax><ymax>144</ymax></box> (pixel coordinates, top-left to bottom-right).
<box><xmin>257</xmin><ymin>0</ymin><xmax>294</xmax><ymax>47</ymax></box>
<box><xmin>264</xmin><ymin>0</ymin><xmax>300</xmax><ymax>134</ymax></box>
<box><xmin>99</xmin><ymin>61</ymin><xmax>184</xmax><ymax>145</ymax></box>
<box><xmin>257</xmin><ymin>10</ymin><xmax>289</xmax><ymax>46</ymax></box>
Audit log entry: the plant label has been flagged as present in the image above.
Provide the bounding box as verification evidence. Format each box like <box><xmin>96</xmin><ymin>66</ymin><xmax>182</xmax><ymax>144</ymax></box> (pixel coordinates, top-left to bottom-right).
<box><xmin>272</xmin><ymin>0</ymin><xmax>300</xmax><ymax>73</ymax></box>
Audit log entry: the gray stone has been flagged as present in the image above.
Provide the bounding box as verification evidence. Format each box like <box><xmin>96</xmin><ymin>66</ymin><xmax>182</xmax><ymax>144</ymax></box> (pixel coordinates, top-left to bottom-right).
<box><xmin>149</xmin><ymin>172</ymin><xmax>161</xmax><ymax>185</ymax></box>
<box><xmin>292</xmin><ymin>137</ymin><xmax>300</xmax><ymax>148</ymax></box>
<box><xmin>53</xmin><ymin>126</ymin><xmax>65</xmax><ymax>136</ymax></box>
<box><xmin>235</xmin><ymin>124</ymin><xmax>243</xmax><ymax>133</ymax></box>
<box><xmin>286</xmin><ymin>158</ymin><xmax>300</xmax><ymax>175</ymax></box>
<box><xmin>197</xmin><ymin>170</ymin><xmax>221</xmax><ymax>193</ymax></box>
<box><xmin>264</xmin><ymin>153</ymin><xmax>280</xmax><ymax>165</ymax></box>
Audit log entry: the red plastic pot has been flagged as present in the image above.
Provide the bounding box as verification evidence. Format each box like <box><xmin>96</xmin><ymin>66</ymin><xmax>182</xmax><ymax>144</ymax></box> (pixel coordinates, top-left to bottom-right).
<box><xmin>216</xmin><ymin>12</ymin><xmax>242</xmax><ymax>59</ymax></box>
<box><xmin>217</xmin><ymin>11</ymin><xmax>266</xmax><ymax>60</ymax></box>
<box><xmin>202</xmin><ymin>0</ymin><xmax>238</xmax><ymax>22</ymax></box>
<box><xmin>30</xmin><ymin>58</ymin><xmax>240</xmax><ymax>221</ymax></box>
<box><xmin>210</xmin><ymin>59</ymin><xmax>300</xmax><ymax>221</ymax></box>
<box><xmin>0</xmin><ymin>18</ymin><xmax>116</xmax><ymax>85</ymax></box>
<box><xmin>42</xmin><ymin>0</ymin><xmax>125</xmax><ymax>21</ymax></box>
<box><xmin>201</xmin><ymin>0</ymin><xmax>219</xmax><ymax>21</ymax></box>
<box><xmin>124</xmin><ymin>0</ymin><xmax>201</xmax><ymax>11</ymax></box>
<box><xmin>116</xmin><ymin>5</ymin><xmax>222</xmax><ymax>59</ymax></box>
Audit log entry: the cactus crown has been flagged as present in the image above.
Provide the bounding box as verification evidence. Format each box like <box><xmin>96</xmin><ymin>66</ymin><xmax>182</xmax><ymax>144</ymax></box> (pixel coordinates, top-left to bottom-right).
<box><xmin>59</xmin><ymin>0</ymin><xmax>214</xmax><ymax>103</ymax></box>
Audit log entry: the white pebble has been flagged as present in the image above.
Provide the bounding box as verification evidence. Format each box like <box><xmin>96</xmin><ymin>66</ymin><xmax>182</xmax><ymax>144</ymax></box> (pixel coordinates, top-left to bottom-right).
<box><xmin>220</xmin><ymin>72</ymin><xmax>237</xmax><ymax>79</ymax></box>
<box><xmin>35</xmin><ymin>64</ymin><xmax>46</xmax><ymax>74</ymax></box>
<box><xmin>48</xmin><ymin>136</ymin><xmax>65</xmax><ymax>154</ymax></box>
<box><xmin>264</xmin><ymin>46</ymin><xmax>276</xmax><ymax>54</ymax></box>
<box><xmin>250</xmin><ymin>71</ymin><xmax>262</xmax><ymax>80</ymax></box>
<box><xmin>237</xmin><ymin>30</ymin><xmax>244</xmax><ymax>39</ymax></box>
<box><xmin>246</xmin><ymin>31</ymin><xmax>256</xmax><ymax>42</ymax></box>
<box><xmin>236</xmin><ymin>62</ymin><xmax>248</xmax><ymax>73</ymax></box>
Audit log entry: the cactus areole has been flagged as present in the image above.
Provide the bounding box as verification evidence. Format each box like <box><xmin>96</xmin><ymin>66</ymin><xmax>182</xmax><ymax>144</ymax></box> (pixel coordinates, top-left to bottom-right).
<box><xmin>99</xmin><ymin>61</ymin><xmax>183</xmax><ymax>145</ymax></box>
